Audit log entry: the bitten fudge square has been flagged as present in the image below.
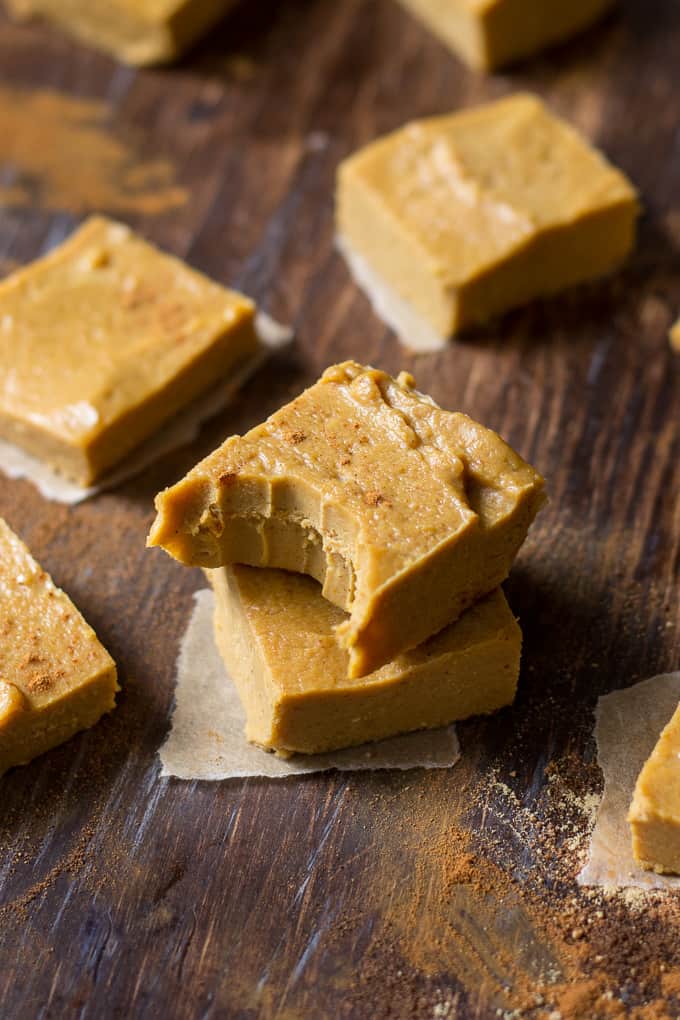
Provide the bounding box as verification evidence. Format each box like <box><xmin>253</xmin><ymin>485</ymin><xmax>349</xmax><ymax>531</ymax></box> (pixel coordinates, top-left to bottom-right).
<box><xmin>0</xmin><ymin>518</ymin><xmax>118</xmax><ymax>777</ymax></box>
<box><xmin>150</xmin><ymin>361</ymin><xmax>545</xmax><ymax>678</ymax></box>
<box><xmin>336</xmin><ymin>93</ymin><xmax>638</xmax><ymax>349</ymax></box>
<box><xmin>209</xmin><ymin>565</ymin><xmax>522</xmax><ymax>756</ymax></box>
<box><xmin>0</xmin><ymin>216</ymin><xmax>258</xmax><ymax>485</ymax></box>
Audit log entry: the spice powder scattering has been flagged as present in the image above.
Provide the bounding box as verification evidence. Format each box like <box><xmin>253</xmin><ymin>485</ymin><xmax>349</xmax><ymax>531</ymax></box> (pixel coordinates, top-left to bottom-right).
<box><xmin>1</xmin><ymin>710</ymin><xmax>679</xmax><ymax>1019</ymax></box>
<box><xmin>0</xmin><ymin>85</ymin><xmax>187</xmax><ymax>215</ymax></box>
<box><xmin>307</xmin><ymin>751</ymin><xmax>680</xmax><ymax>1020</ymax></box>
<box><xmin>0</xmin><ymin>668</ymin><xmax>149</xmax><ymax>910</ymax></box>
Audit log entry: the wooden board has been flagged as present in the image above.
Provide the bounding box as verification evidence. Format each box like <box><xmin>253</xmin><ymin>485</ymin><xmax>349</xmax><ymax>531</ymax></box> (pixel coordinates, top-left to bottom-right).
<box><xmin>0</xmin><ymin>1</ymin><xmax>679</xmax><ymax>1017</ymax></box>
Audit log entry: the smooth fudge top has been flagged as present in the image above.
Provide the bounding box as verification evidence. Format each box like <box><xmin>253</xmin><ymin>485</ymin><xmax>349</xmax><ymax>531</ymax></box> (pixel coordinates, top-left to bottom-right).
<box><xmin>0</xmin><ymin>215</ymin><xmax>254</xmax><ymax>445</ymax></box>
<box><xmin>339</xmin><ymin>93</ymin><xmax>638</xmax><ymax>287</ymax></box>
<box><xmin>150</xmin><ymin>359</ymin><xmax>545</xmax><ymax>588</ymax></box>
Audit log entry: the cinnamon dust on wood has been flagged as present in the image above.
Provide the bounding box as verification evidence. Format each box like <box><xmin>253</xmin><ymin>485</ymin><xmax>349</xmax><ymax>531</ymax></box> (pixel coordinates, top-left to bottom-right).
<box><xmin>332</xmin><ymin>761</ymin><xmax>680</xmax><ymax>1020</ymax></box>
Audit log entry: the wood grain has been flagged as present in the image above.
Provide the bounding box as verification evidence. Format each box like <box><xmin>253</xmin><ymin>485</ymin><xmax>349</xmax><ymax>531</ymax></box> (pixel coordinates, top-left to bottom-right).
<box><xmin>0</xmin><ymin>1</ymin><xmax>679</xmax><ymax>1017</ymax></box>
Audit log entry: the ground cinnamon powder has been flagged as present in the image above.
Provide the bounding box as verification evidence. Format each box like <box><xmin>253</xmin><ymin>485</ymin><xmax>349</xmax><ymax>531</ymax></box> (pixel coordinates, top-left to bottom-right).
<box><xmin>331</xmin><ymin>752</ymin><xmax>680</xmax><ymax>1020</ymax></box>
<box><xmin>0</xmin><ymin>85</ymin><xmax>187</xmax><ymax>215</ymax></box>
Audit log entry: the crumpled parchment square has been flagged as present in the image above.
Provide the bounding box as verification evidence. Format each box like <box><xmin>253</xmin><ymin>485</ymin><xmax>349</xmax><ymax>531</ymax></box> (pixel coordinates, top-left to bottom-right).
<box><xmin>159</xmin><ymin>590</ymin><xmax>461</xmax><ymax>781</ymax></box>
<box><xmin>578</xmin><ymin>672</ymin><xmax>680</xmax><ymax>890</ymax></box>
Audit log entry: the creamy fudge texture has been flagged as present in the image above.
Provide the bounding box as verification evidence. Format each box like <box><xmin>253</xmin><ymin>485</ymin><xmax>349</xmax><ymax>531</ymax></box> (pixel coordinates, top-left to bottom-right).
<box><xmin>5</xmin><ymin>0</ymin><xmax>237</xmax><ymax>66</ymax></box>
<box><xmin>336</xmin><ymin>93</ymin><xmax>638</xmax><ymax>345</ymax></box>
<box><xmin>0</xmin><ymin>216</ymin><xmax>257</xmax><ymax>485</ymax></box>
<box><xmin>628</xmin><ymin>703</ymin><xmax>680</xmax><ymax>875</ymax></box>
<box><xmin>209</xmin><ymin>565</ymin><xmax>521</xmax><ymax>755</ymax></box>
<box><xmin>0</xmin><ymin>518</ymin><xmax>118</xmax><ymax>777</ymax></box>
<box><xmin>150</xmin><ymin>361</ymin><xmax>545</xmax><ymax>678</ymax></box>
<box><xmin>395</xmin><ymin>0</ymin><xmax>616</xmax><ymax>71</ymax></box>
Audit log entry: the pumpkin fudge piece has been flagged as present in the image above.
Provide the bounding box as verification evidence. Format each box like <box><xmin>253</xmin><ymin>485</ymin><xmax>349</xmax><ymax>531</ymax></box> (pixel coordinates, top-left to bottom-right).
<box><xmin>671</xmin><ymin>320</ymin><xmax>680</xmax><ymax>353</ymax></box>
<box><xmin>395</xmin><ymin>0</ymin><xmax>615</xmax><ymax>71</ymax></box>
<box><xmin>150</xmin><ymin>361</ymin><xmax>545</xmax><ymax>678</ymax></box>
<box><xmin>628</xmin><ymin>703</ymin><xmax>680</xmax><ymax>875</ymax></box>
<box><xmin>0</xmin><ymin>518</ymin><xmax>118</xmax><ymax>777</ymax></box>
<box><xmin>5</xmin><ymin>0</ymin><xmax>237</xmax><ymax>66</ymax></box>
<box><xmin>336</xmin><ymin>93</ymin><xmax>638</xmax><ymax>350</ymax></box>
<box><xmin>210</xmin><ymin>565</ymin><xmax>521</xmax><ymax>755</ymax></box>
<box><xmin>0</xmin><ymin>216</ymin><xmax>257</xmax><ymax>485</ymax></box>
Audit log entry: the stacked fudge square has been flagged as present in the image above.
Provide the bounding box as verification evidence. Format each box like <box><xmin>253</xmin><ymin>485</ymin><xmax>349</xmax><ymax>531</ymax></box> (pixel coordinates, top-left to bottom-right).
<box><xmin>150</xmin><ymin>361</ymin><xmax>546</xmax><ymax>756</ymax></box>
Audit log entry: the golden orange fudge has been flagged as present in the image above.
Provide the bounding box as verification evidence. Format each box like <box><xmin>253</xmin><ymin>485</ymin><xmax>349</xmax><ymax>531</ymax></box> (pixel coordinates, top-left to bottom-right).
<box><xmin>150</xmin><ymin>361</ymin><xmax>545</xmax><ymax>678</ymax></box>
<box><xmin>5</xmin><ymin>0</ymin><xmax>237</xmax><ymax>66</ymax></box>
<box><xmin>628</xmin><ymin>703</ymin><xmax>680</xmax><ymax>875</ymax></box>
<box><xmin>395</xmin><ymin>0</ymin><xmax>615</xmax><ymax>71</ymax></box>
<box><xmin>210</xmin><ymin>566</ymin><xmax>521</xmax><ymax>755</ymax></box>
<box><xmin>0</xmin><ymin>518</ymin><xmax>118</xmax><ymax>777</ymax></box>
<box><xmin>0</xmin><ymin>216</ymin><xmax>258</xmax><ymax>485</ymax></box>
<box><xmin>671</xmin><ymin>319</ymin><xmax>680</xmax><ymax>353</ymax></box>
<box><xmin>336</xmin><ymin>94</ymin><xmax>638</xmax><ymax>349</ymax></box>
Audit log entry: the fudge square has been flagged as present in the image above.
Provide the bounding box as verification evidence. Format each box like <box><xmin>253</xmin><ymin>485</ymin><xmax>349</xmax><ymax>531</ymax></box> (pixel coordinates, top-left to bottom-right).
<box><xmin>336</xmin><ymin>93</ymin><xmax>638</xmax><ymax>349</ymax></box>
<box><xmin>671</xmin><ymin>320</ymin><xmax>680</xmax><ymax>353</ymax></box>
<box><xmin>395</xmin><ymin>0</ymin><xmax>616</xmax><ymax>71</ymax></box>
<box><xmin>149</xmin><ymin>361</ymin><xmax>545</xmax><ymax>679</ymax></box>
<box><xmin>628</xmin><ymin>702</ymin><xmax>680</xmax><ymax>876</ymax></box>
<box><xmin>0</xmin><ymin>216</ymin><xmax>258</xmax><ymax>485</ymax></box>
<box><xmin>210</xmin><ymin>565</ymin><xmax>521</xmax><ymax>756</ymax></box>
<box><xmin>5</xmin><ymin>0</ymin><xmax>237</xmax><ymax>66</ymax></box>
<box><xmin>0</xmin><ymin>517</ymin><xmax>118</xmax><ymax>777</ymax></box>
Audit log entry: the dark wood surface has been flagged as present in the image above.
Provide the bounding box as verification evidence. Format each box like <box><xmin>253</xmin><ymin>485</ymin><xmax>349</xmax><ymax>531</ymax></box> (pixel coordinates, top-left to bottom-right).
<box><xmin>0</xmin><ymin>2</ymin><xmax>679</xmax><ymax>1018</ymax></box>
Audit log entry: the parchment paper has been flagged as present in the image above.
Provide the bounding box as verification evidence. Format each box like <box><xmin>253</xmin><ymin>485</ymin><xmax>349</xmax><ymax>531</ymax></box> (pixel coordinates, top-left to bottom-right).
<box><xmin>578</xmin><ymin>672</ymin><xmax>680</xmax><ymax>890</ymax></box>
<box><xmin>159</xmin><ymin>589</ymin><xmax>461</xmax><ymax>781</ymax></box>
<box><xmin>0</xmin><ymin>313</ymin><xmax>292</xmax><ymax>505</ymax></box>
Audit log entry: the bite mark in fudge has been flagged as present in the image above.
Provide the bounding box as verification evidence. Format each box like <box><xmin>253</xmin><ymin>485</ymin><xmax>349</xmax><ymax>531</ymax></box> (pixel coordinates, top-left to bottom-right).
<box><xmin>150</xmin><ymin>361</ymin><xmax>545</xmax><ymax>678</ymax></box>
